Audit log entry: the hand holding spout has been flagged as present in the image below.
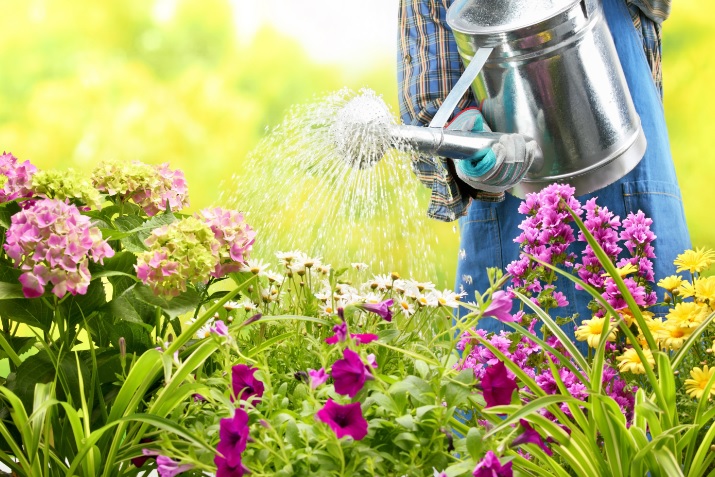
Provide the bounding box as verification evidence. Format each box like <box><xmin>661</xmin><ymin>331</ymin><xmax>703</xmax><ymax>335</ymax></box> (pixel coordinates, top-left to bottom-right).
<box><xmin>449</xmin><ymin>109</ymin><xmax>540</xmax><ymax>194</ymax></box>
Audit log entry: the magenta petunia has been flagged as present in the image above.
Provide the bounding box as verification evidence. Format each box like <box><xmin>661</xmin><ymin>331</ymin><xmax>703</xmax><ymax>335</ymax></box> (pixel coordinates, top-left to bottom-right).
<box><xmin>511</xmin><ymin>419</ymin><xmax>553</xmax><ymax>456</ymax></box>
<box><xmin>325</xmin><ymin>322</ymin><xmax>349</xmax><ymax>344</ymax></box>
<box><xmin>482</xmin><ymin>291</ymin><xmax>515</xmax><ymax>322</ymax></box>
<box><xmin>316</xmin><ymin>398</ymin><xmax>368</xmax><ymax>440</ymax></box>
<box><xmin>215</xmin><ymin>456</ymin><xmax>247</xmax><ymax>477</ymax></box>
<box><xmin>231</xmin><ymin>364</ymin><xmax>265</xmax><ymax>403</ymax></box>
<box><xmin>211</xmin><ymin>320</ymin><xmax>229</xmax><ymax>337</ymax></box>
<box><xmin>308</xmin><ymin>368</ymin><xmax>329</xmax><ymax>389</ymax></box>
<box><xmin>331</xmin><ymin>348</ymin><xmax>373</xmax><ymax>398</ymax></box>
<box><xmin>155</xmin><ymin>454</ymin><xmax>193</xmax><ymax>477</ymax></box>
<box><xmin>359</xmin><ymin>299</ymin><xmax>394</xmax><ymax>321</ymax></box>
<box><xmin>216</xmin><ymin>407</ymin><xmax>250</xmax><ymax>468</ymax></box>
<box><xmin>481</xmin><ymin>361</ymin><xmax>517</xmax><ymax>408</ymax></box>
<box><xmin>472</xmin><ymin>451</ymin><xmax>512</xmax><ymax>477</ymax></box>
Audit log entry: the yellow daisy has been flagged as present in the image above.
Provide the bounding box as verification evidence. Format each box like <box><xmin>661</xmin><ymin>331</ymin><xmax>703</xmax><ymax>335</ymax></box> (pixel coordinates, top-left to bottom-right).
<box><xmin>575</xmin><ymin>316</ymin><xmax>617</xmax><ymax>348</ymax></box>
<box><xmin>616</xmin><ymin>348</ymin><xmax>655</xmax><ymax>374</ymax></box>
<box><xmin>602</xmin><ymin>263</ymin><xmax>638</xmax><ymax>278</ymax></box>
<box><xmin>674</xmin><ymin>248</ymin><xmax>715</xmax><ymax>275</ymax></box>
<box><xmin>657</xmin><ymin>275</ymin><xmax>683</xmax><ymax>292</ymax></box>
<box><xmin>655</xmin><ymin>323</ymin><xmax>693</xmax><ymax>350</ymax></box>
<box><xmin>695</xmin><ymin>276</ymin><xmax>715</xmax><ymax>303</ymax></box>
<box><xmin>678</xmin><ymin>280</ymin><xmax>697</xmax><ymax>299</ymax></box>
<box><xmin>684</xmin><ymin>365</ymin><xmax>715</xmax><ymax>400</ymax></box>
<box><xmin>666</xmin><ymin>302</ymin><xmax>709</xmax><ymax>329</ymax></box>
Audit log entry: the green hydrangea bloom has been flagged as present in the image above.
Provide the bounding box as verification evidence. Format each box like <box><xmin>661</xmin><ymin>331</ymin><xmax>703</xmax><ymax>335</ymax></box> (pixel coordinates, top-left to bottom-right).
<box><xmin>32</xmin><ymin>169</ymin><xmax>103</xmax><ymax>209</ymax></box>
<box><xmin>135</xmin><ymin>217</ymin><xmax>220</xmax><ymax>297</ymax></box>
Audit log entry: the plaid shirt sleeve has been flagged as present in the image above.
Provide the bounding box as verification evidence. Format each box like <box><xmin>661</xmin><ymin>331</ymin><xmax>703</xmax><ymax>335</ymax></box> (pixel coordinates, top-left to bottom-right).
<box><xmin>397</xmin><ymin>0</ymin><xmax>668</xmax><ymax>222</ymax></box>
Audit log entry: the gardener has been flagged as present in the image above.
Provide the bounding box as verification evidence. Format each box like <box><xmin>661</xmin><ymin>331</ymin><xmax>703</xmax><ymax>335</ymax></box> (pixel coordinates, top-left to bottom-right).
<box><xmin>397</xmin><ymin>0</ymin><xmax>692</xmax><ymax>343</ymax></box>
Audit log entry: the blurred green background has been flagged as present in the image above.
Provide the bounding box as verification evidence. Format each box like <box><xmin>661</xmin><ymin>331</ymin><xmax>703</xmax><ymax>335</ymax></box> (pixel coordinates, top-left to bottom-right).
<box><xmin>0</xmin><ymin>0</ymin><xmax>712</xmax><ymax>289</ymax></box>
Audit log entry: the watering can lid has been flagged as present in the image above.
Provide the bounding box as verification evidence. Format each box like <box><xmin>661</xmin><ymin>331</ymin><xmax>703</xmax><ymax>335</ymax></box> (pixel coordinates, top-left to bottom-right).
<box><xmin>447</xmin><ymin>0</ymin><xmax>580</xmax><ymax>34</ymax></box>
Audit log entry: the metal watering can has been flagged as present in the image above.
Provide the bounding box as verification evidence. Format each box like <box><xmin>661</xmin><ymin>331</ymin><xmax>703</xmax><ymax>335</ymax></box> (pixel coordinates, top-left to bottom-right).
<box><xmin>338</xmin><ymin>0</ymin><xmax>646</xmax><ymax>198</ymax></box>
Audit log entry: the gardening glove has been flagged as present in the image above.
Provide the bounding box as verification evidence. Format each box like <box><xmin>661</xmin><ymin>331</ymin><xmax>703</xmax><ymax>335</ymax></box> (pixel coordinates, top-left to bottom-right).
<box><xmin>448</xmin><ymin>108</ymin><xmax>540</xmax><ymax>195</ymax></box>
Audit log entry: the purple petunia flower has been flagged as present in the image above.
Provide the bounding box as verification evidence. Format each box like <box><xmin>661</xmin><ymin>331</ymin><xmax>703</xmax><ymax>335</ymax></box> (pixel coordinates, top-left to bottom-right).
<box><xmin>216</xmin><ymin>407</ymin><xmax>250</xmax><ymax>468</ymax></box>
<box><xmin>483</xmin><ymin>291</ymin><xmax>515</xmax><ymax>322</ymax></box>
<box><xmin>473</xmin><ymin>451</ymin><xmax>513</xmax><ymax>477</ymax></box>
<box><xmin>331</xmin><ymin>348</ymin><xmax>373</xmax><ymax>398</ymax></box>
<box><xmin>211</xmin><ymin>320</ymin><xmax>229</xmax><ymax>337</ymax></box>
<box><xmin>308</xmin><ymin>368</ymin><xmax>329</xmax><ymax>389</ymax></box>
<box><xmin>231</xmin><ymin>364</ymin><xmax>265</xmax><ymax>403</ymax></box>
<box><xmin>358</xmin><ymin>299</ymin><xmax>394</xmax><ymax>322</ymax></box>
<box><xmin>511</xmin><ymin>419</ymin><xmax>553</xmax><ymax>456</ymax></box>
<box><xmin>215</xmin><ymin>456</ymin><xmax>247</xmax><ymax>477</ymax></box>
<box><xmin>325</xmin><ymin>322</ymin><xmax>348</xmax><ymax>344</ymax></box>
<box><xmin>316</xmin><ymin>398</ymin><xmax>368</xmax><ymax>440</ymax></box>
<box><xmin>155</xmin><ymin>454</ymin><xmax>193</xmax><ymax>477</ymax></box>
<box><xmin>481</xmin><ymin>361</ymin><xmax>517</xmax><ymax>408</ymax></box>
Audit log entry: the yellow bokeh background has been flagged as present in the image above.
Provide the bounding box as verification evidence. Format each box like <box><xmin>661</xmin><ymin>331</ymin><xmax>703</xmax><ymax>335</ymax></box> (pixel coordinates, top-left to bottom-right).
<box><xmin>0</xmin><ymin>0</ymin><xmax>712</xmax><ymax>289</ymax></box>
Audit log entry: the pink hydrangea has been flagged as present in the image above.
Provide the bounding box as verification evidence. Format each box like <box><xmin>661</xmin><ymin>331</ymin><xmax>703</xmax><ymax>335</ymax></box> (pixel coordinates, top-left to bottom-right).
<box><xmin>92</xmin><ymin>161</ymin><xmax>189</xmax><ymax>216</ymax></box>
<box><xmin>4</xmin><ymin>198</ymin><xmax>114</xmax><ymax>298</ymax></box>
<box><xmin>195</xmin><ymin>207</ymin><xmax>256</xmax><ymax>277</ymax></box>
<box><xmin>134</xmin><ymin>217</ymin><xmax>219</xmax><ymax>297</ymax></box>
<box><xmin>0</xmin><ymin>152</ymin><xmax>37</xmax><ymax>203</ymax></box>
<box><xmin>131</xmin><ymin>163</ymin><xmax>189</xmax><ymax>216</ymax></box>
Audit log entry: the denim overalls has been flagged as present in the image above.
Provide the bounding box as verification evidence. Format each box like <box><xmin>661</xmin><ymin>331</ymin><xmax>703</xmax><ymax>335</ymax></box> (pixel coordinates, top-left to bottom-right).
<box><xmin>455</xmin><ymin>0</ymin><xmax>692</xmax><ymax>352</ymax></box>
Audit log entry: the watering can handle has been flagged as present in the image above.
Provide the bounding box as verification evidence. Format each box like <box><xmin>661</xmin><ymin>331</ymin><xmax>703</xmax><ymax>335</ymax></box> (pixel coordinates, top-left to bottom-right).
<box><xmin>428</xmin><ymin>47</ymin><xmax>494</xmax><ymax>129</ymax></box>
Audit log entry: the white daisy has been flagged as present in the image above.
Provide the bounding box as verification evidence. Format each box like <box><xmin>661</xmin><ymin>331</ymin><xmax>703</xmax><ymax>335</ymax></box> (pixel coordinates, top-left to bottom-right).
<box><xmin>265</xmin><ymin>271</ymin><xmax>285</xmax><ymax>284</ymax></box>
<box><xmin>239</xmin><ymin>259</ymin><xmax>271</xmax><ymax>276</ymax></box>
<box><xmin>351</xmin><ymin>262</ymin><xmax>369</xmax><ymax>271</ymax></box>
<box><xmin>276</xmin><ymin>250</ymin><xmax>305</xmax><ymax>267</ymax></box>
<box><xmin>397</xmin><ymin>298</ymin><xmax>416</xmax><ymax>316</ymax></box>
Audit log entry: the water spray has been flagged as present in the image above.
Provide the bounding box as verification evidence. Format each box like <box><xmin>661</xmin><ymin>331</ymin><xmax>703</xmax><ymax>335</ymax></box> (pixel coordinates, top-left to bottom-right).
<box><xmin>331</xmin><ymin>93</ymin><xmax>544</xmax><ymax>172</ymax></box>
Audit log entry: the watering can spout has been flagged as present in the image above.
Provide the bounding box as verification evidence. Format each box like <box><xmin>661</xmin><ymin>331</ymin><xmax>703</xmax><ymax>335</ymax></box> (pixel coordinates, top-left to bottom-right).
<box><xmin>387</xmin><ymin>124</ymin><xmax>543</xmax><ymax>173</ymax></box>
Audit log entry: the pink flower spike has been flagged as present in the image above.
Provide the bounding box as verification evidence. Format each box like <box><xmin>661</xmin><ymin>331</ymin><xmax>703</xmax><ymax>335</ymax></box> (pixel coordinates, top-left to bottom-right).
<box><xmin>483</xmin><ymin>291</ymin><xmax>515</xmax><ymax>322</ymax></box>
<box><xmin>308</xmin><ymin>368</ymin><xmax>328</xmax><ymax>389</ymax></box>
<box><xmin>316</xmin><ymin>398</ymin><xmax>368</xmax><ymax>440</ymax></box>
<box><xmin>481</xmin><ymin>361</ymin><xmax>518</xmax><ymax>408</ymax></box>
<box><xmin>359</xmin><ymin>299</ymin><xmax>394</xmax><ymax>322</ymax></box>
<box><xmin>473</xmin><ymin>451</ymin><xmax>512</xmax><ymax>477</ymax></box>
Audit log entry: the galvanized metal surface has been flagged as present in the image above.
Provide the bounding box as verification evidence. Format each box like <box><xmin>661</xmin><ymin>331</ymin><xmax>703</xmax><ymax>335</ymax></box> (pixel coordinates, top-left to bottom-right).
<box><xmin>447</xmin><ymin>0</ymin><xmax>646</xmax><ymax>197</ymax></box>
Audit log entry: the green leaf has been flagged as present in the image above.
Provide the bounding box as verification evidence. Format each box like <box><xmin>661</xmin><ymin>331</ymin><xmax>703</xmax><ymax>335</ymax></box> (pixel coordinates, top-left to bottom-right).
<box><xmin>114</xmin><ymin>212</ymin><xmax>177</xmax><ymax>253</ymax></box>
<box><xmin>0</xmin><ymin>201</ymin><xmax>21</xmax><ymax>229</ymax></box>
<box><xmin>5</xmin><ymin>352</ymin><xmax>89</xmax><ymax>411</ymax></box>
<box><xmin>389</xmin><ymin>376</ymin><xmax>434</xmax><ymax>405</ymax></box>
<box><xmin>443</xmin><ymin>369</ymin><xmax>474</xmax><ymax>409</ymax></box>
<box><xmin>0</xmin><ymin>281</ymin><xmax>25</xmax><ymax>300</ymax></box>
<box><xmin>466</xmin><ymin>427</ymin><xmax>483</xmax><ymax>460</ymax></box>
<box><xmin>105</xmin><ymin>320</ymin><xmax>153</xmax><ymax>354</ymax></box>
<box><xmin>0</xmin><ymin>333</ymin><xmax>35</xmax><ymax>361</ymax></box>
<box><xmin>101</xmin><ymin>289</ymin><xmax>157</xmax><ymax>326</ymax></box>
<box><xmin>132</xmin><ymin>285</ymin><xmax>200</xmax><ymax>319</ymax></box>
<box><xmin>395</xmin><ymin>414</ymin><xmax>416</xmax><ymax>431</ymax></box>
<box><xmin>61</xmin><ymin>279</ymin><xmax>108</xmax><ymax>327</ymax></box>
<box><xmin>0</xmin><ymin>298</ymin><xmax>53</xmax><ymax>331</ymax></box>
